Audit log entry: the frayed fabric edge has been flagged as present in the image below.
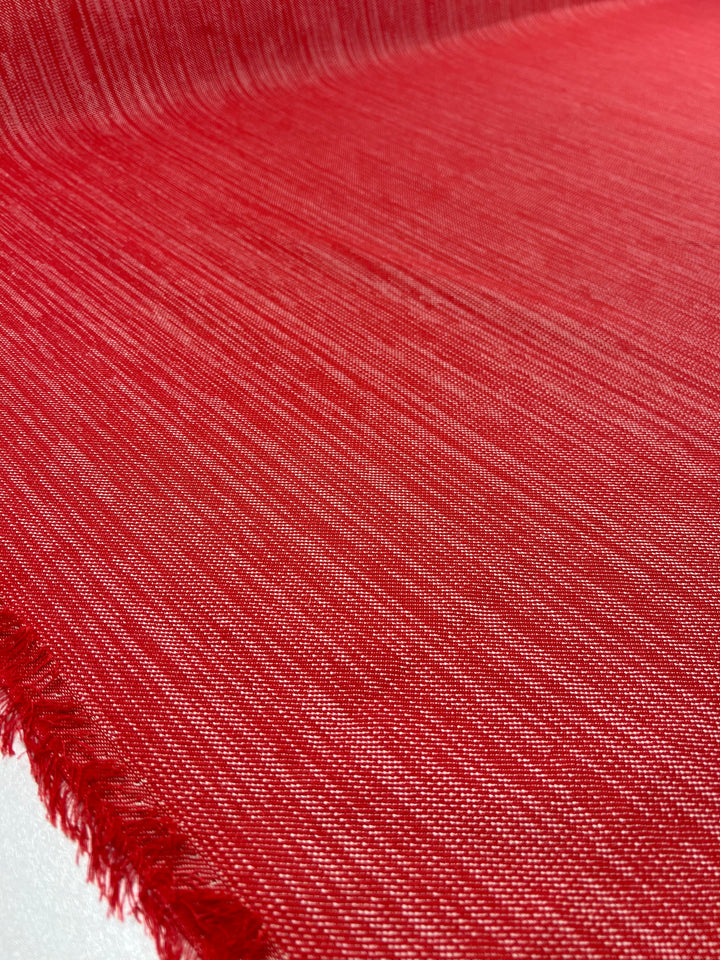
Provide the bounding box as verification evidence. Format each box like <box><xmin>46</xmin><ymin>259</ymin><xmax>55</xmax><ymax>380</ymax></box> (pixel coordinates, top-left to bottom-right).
<box><xmin>0</xmin><ymin>608</ymin><xmax>267</xmax><ymax>960</ymax></box>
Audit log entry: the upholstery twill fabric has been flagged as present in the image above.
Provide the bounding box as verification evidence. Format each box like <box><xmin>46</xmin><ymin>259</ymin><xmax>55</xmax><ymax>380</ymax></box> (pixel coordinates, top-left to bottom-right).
<box><xmin>2</xmin><ymin>0</ymin><xmax>720</xmax><ymax>958</ymax></box>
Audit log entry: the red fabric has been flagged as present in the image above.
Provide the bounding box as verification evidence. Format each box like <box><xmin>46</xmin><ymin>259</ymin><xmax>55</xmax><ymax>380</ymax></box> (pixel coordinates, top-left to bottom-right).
<box><xmin>2</xmin><ymin>1</ymin><xmax>720</xmax><ymax>958</ymax></box>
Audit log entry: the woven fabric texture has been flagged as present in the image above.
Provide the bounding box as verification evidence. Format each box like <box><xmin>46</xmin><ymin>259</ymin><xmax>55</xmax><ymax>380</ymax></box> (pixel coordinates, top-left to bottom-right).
<box><xmin>2</xmin><ymin>1</ymin><xmax>720</xmax><ymax>958</ymax></box>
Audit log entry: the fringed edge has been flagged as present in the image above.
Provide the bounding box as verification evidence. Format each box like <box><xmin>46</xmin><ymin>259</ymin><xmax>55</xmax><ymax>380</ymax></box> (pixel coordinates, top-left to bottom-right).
<box><xmin>0</xmin><ymin>608</ymin><xmax>267</xmax><ymax>960</ymax></box>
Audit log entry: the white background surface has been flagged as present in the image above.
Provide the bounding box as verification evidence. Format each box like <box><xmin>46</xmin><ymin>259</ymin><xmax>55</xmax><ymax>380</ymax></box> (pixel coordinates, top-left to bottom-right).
<box><xmin>0</xmin><ymin>749</ymin><xmax>158</xmax><ymax>960</ymax></box>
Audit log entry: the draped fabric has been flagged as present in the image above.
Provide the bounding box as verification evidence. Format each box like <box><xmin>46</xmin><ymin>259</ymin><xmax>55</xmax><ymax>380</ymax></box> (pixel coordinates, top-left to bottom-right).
<box><xmin>2</xmin><ymin>1</ymin><xmax>720</xmax><ymax>958</ymax></box>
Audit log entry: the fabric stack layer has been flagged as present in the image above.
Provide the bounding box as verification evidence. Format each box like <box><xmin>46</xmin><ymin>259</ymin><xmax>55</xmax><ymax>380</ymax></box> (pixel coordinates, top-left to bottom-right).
<box><xmin>2</xmin><ymin>1</ymin><xmax>720</xmax><ymax>958</ymax></box>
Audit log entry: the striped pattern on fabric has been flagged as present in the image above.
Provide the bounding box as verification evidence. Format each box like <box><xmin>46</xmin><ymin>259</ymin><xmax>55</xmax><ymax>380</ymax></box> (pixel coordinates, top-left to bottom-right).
<box><xmin>2</xmin><ymin>1</ymin><xmax>720</xmax><ymax>959</ymax></box>
<box><xmin>0</xmin><ymin>0</ymin><xmax>596</xmax><ymax>143</ymax></box>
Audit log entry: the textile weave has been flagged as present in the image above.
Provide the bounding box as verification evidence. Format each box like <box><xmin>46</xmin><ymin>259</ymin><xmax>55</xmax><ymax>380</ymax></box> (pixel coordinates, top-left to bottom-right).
<box><xmin>2</xmin><ymin>1</ymin><xmax>720</xmax><ymax>958</ymax></box>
